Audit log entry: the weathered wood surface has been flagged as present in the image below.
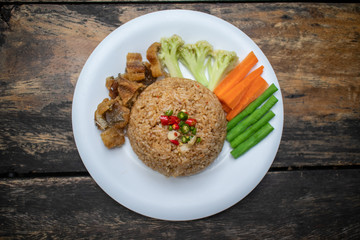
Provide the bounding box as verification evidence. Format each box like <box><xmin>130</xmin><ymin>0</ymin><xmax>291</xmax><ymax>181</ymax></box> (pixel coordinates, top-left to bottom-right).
<box><xmin>1</xmin><ymin>169</ymin><xmax>359</xmax><ymax>239</ymax></box>
<box><xmin>1</xmin><ymin>3</ymin><xmax>359</xmax><ymax>175</ymax></box>
<box><xmin>1</xmin><ymin>2</ymin><xmax>359</xmax><ymax>238</ymax></box>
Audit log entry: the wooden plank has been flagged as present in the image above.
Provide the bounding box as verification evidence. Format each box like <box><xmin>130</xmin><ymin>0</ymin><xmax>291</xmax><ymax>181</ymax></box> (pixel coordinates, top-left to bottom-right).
<box><xmin>0</xmin><ymin>3</ymin><xmax>359</xmax><ymax>174</ymax></box>
<box><xmin>0</xmin><ymin>0</ymin><xmax>310</xmax><ymax>3</ymax></box>
<box><xmin>0</xmin><ymin>169</ymin><xmax>359</xmax><ymax>238</ymax></box>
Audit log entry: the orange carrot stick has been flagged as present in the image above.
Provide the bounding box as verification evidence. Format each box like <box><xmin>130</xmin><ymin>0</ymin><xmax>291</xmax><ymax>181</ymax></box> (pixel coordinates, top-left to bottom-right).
<box><xmin>221</xmin><ymin>101</ymin><xmax>232</xmax><ymax>113</ymax></box>
<box><xmin>220</xmin><ymin>65</ymin><xmax>264</xmax><ymax>109</ymax></box>
<box><xmin>214</xmin><ymin>51</ymin><xmax>258</xmax><ymax>97</ymax></box>
<box><xmin>226</xmin><ymin>76</ymin><xmax>269</xmax><ymax>121</ymax></box>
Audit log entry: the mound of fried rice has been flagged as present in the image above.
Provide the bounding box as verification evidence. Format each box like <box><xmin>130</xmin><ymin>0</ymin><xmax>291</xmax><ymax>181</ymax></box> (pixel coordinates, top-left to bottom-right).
<box><xmin>127</xmin><ymin>77</ymin><xmax>226</xmax><ymax>177</ymax></box>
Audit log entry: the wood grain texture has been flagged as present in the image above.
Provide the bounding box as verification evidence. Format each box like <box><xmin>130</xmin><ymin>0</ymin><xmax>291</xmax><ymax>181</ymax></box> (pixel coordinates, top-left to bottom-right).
<box><xmin>1</xmin><ymin>169</ymin><xmax>359</xmax><ymax>239</ymax></box>
<box><xmin>0</xmin><ymin>3</ymin><xmax>359</xmax><ymax>174</ymax></box>
<box><xmin>0</xmin><ymin>0</ymin><xmax>310</xmax><ymax>3</ymax></box>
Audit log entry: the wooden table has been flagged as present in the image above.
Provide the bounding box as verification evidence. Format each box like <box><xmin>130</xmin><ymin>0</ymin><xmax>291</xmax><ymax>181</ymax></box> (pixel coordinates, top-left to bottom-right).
<box><xmin>1</xmin><ymin>1</ymin><xmax>359</xmax><ymax>238</ymax></box>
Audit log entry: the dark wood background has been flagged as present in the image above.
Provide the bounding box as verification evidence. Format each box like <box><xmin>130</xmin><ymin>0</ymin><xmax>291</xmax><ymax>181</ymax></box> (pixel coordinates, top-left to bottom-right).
<box><xmin>1</xmin><ymin>1</ymin><xmax>359</xmax><ymax>239</ymax></box>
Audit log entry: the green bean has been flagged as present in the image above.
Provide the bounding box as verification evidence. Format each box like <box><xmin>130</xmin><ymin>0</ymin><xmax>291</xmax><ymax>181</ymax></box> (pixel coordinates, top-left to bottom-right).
<box><xmin>231</xmin><ymin>123</ymin><xmax>274</xmax><ymax>158</ymax></box>
<box><xmin>226</xmin><ymin>95</ymin><xmax>278</xmax><ymax>142</ymax></box>
<box><xmin>230</xmin><ymin>110</ymin><xmax>275</xmax><ymax>148</ymax></box>
<box><xmin>227</xmin><ymin>83</ymin><xmax>278</xmax><ymax>131</ymax></box>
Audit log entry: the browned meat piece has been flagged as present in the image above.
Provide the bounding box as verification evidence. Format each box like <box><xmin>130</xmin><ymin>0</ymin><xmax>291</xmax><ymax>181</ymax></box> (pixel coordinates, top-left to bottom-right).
<box><xmin>142</xmin><ymin>62</ymin><xmax>158</xmax><ymax>86</ymax></box>
<box><xmin>105</xmin><ymin>76</ymin><xmax>119</xmax><ymax>99</ymax></box>
<box><xmin>100</xmin><ymin>126</ymin><xmax>125</xmax><ymax>149</ymax></box>
<box><xmin>126</xmin><ymin>52</ymin><xmax>143</xmax><ymax>64</ymax></box>
<box><xmin>94</xmin><ymin>97</ymin><xmax>130</xmax><ymax>131</ymax></box>
<box><xmin>122</xmin><ymin>72</ymin><xmax>145</xmax><ymax>81</ymax></box>
<box><xmin>125</xmin><ymin>53</ymin><xmax>146</xmax><ymax>81</ymax></box>
<box><xmin>126</xmin><ymin>54</ymin><xmax>145</xmax><ymax>73</ymax></box>
<box><xmin>146</xmin><ymin>42</ymin><xmax>163</xmax><ymax>78</ymax></box>
<box><xmin>116</xmin><ymin>76</ymin><xmax>145</xmax><ymax>108</ymax></box>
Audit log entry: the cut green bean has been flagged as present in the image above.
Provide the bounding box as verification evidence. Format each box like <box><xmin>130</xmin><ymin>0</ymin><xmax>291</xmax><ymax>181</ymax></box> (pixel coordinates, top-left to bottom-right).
<box><xmin>226</xmin><ymin>95</ymin><xmax>278</xmax><ymax>142</ymax></box>
<box><xmin>231</xmin><ymin>123</ymin><xmax>274</xmax><ymax>158</ymax></box>
<box><xmin>227</xmin><ymin>83</ymin><xmax>278</xmax><ymax>131</ymax></box>
<box><xmin>230</xmin><ymin>110</ymin><xmax>275</xmax><ymax>148</ymax></box>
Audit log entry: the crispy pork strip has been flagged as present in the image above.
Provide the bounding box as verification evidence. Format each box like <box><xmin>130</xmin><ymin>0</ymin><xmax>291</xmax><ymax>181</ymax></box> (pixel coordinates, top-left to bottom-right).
<box><xmin>146</xmin><ymin>42</ymin><xmax>163</xmax><ymax>78</ymax></box>
<box><xmin>94</xmin><ymin>97</ymin><xmax>130</xmax><ymax>130</ymax></box>
<box><xmin>125</xmin><ymin>53</ymin><xmax>146</xmax><ymax>81</ymax></box>
<box><xmin>126</xmin><ymin>52</ymin><xmax>142</xmax><ymax>63</ymax></box>
<box><xmin>105</xmin><ymin>76</ymin><xmax>118</xmax><ymax>99</ymax></box>
<box><xmin>126</xmin><ymin>61</ymin><xmax>145</xmax><ymax>74</ymax></box>
<box><xmin>142</xmin><ymin>62</ymin><xmax>158</xmax><ymax>86</ymax></box>
<box><xmin>116</xmin><ymin>76</ymin><xmax>145</xmax><ymax>108</ymax></box>
<box><xmin>100</xmin><ymin>126</ymin><xmax>125</xmax><ymax>149</ymax></box>
<box><xmin>122</xmin><ymin>72</ymin><xmax>145</xmax><ymax>81</ymax></box>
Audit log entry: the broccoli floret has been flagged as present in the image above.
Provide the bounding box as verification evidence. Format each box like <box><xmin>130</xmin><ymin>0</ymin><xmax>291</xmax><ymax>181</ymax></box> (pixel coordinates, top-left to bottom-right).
<box><xmin>179</xmin><ymin>40</ymin><xmax>213</xmax><ymax>87</ymax></box>
<box><xmin>207</xmin><ymin>50</ymin><xmax>239</xmax><ymax>91</ymax></box>
<box><xmin>158</xmin><ymin>34</ymin><xmax>184</xmax><ymax>78</ymax></box>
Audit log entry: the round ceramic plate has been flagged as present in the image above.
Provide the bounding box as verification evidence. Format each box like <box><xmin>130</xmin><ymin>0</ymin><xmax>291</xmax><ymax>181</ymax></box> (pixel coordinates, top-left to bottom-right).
<box><xmin>72</xmin><ymin>10</ymin><xmax>283</xmax><ymax>221</ymax></box>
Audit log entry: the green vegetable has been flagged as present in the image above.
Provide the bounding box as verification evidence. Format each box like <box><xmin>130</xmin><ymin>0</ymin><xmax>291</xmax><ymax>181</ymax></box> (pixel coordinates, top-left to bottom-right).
<box><xmin>190</xmin><ymin>126</ymin><xmax>196</xmax><ymax>135</ymax></box>
<box><xmin>179</xmin><ymin>41</ymin><xmax>213</xmax><ymax>87</ymax></box>
<box><xmin>230</xmin><ymin>110</ymin><xmax>275</xmax><ymax>148</ymax></box>
<box><xmin>231</xmin><ymin>123</ymin><xmax>274</xmax><ymax>158</ymax></box>
<box><xmin>181</xmin><ymin>135</ymin><xmax>188</xmax><ymax>143</ymax></box>
<box><xmin>177</xmin><ymin>111</ymin><xmax>188</xmax><ymax>121</ymax></box>
<box><xmin>168</xmin><ymin>125</ymin><xmax>173</xmax><ymax>131</ymax></box>
<box><xmin>158</xmin><ymin>34</ymin><xmax>184</xmax><ymax>78</ymax></box>
<box><xmin>196</xmin><ymin>137</ymin><xmax>202</xmax><ymax>143</ymax></box>
<box><xmin>227</xmin><ymin>95</ymin><xmax>278</xmax><ymax>142</ymax></box>
<box><xmin>207</xmin><ymin>50</ymin><xmax>239</xmax><ymax>91</ymax></box>
<box><xmin>180</xmin><ymin>124</ymin><xmax>190</xmax><ymax>134</ymax></box>
<box><xmin>179</xmin><ymin>121</ymin><xmax>185</xmax><ymax>127</ymax></box>
<box><xmin>165</xmin><ymin>109</ymin><xmax>173</xmax><ymax>116</ymax></box>
<box><xmin>227</xmin><ymin>83</ymin><xmax>278</xmax><ymax>131</ymax></box>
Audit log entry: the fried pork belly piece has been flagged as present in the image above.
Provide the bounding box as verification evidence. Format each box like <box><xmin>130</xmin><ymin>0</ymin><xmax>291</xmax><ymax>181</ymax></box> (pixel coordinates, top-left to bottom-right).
<box><xmin>142</xmin><ymin>62</ymin><xmax>158</xmax><ymax>86</ymax></box>
<box><xmin>100</xmin><ymin>126</ymin><xmax>125</xmax><ymax>149</ymax></box>
<box><xmin>123</xmin><ymin>53</ymin><xmax>146</xmax><ymax>81</ymax></box>
<box><xmin>105</xmin><ymin>76</ymin><xmax>118</xmax><ymax>99</ymax></box>
<box><xmin>94</xmin><ymin>97</ymin><xmax>130</xmax><ymax>131</ymax></box>
<box><xmin>146</xmin><ymin>42</ymin><xmax>163</xmax><ymax>78</ymax></box>
<box><xmin>105</xmin><ymin>75</ymin><xmax>145</xmax><ymax>107</ymax></box>
<box><xmin>116</xmin><ymin>76</ymin><xmax>145</xmax><ymax>108</ymax></box>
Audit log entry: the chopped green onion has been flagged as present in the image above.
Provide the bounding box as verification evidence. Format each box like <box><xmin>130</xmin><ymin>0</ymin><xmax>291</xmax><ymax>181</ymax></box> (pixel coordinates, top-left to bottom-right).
<box><xmin>165</xmin><ymin>109</ymin><xmax>173</xmax><ymax>116</ymax></box>
<box><xmin>180</xmin><ymin>124</ymin><xmax>190</xmax><ymax>134</ymax></box>
<box><xmin>191</xmin><ymin>127</ymin><xmax>197</xmax><ymax>135</ymax></box>
<box><xmin>177</xmin><ymin>111</ymin><xmax>188</xmax><ymax>121</ymax></box>
<box><xmin>181</xmin><ymin>135</ymin><xmax>188</xmax><ymax>143</ymax></box>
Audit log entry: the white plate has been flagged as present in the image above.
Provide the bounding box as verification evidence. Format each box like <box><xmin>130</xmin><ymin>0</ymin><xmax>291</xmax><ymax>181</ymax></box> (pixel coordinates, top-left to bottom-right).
<box><xmin>72</xmin><ymin>10</ymin><xmax>283</xmax><ymax>221</ymax></box>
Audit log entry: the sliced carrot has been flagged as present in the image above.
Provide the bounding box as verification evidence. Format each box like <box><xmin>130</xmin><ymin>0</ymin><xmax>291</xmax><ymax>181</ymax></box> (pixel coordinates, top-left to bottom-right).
<box><xmin>221</xmin><ymin>101</ymin><xmax>232</xmax><ymax>113</ymax></box>
<box><xmin>219</xmin><ymin>65</ymin><xmax>264</xmax><ymax>109</ymax></box>
<box><xmin>214</xmin><ymin>51</ymin><xmax>258</xmax><ymax>97</ymax></box>
<box><xmin>226</xmin><ymin>76</ymin><xmax>269</xmax><ymax>121</ymax></box>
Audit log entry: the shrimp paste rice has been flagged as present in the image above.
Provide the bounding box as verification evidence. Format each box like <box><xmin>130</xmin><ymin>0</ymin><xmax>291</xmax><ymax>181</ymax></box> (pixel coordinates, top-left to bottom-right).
<box><xmin>128</xmin><ymin>77</ymin><xmax>227</xmax><ymax>177</ymax></box>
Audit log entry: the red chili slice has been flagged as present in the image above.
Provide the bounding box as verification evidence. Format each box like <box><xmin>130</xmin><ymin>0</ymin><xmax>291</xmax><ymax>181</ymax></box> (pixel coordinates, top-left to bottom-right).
<box><xmin>160</xmin><ymin>115</ymin><xmax>169</xmax><ymax>125</ymax></box>
<box><xmin>185</xmin><ymin>118</ymin><xmax>197</xmax><ymax>126</ymax></box>
<box><xmin>168</xmin><ymin>116</ymin><xmax>180</xmax><ymax>125</ymax></box>
<box><xmin>172</xmin><ymin>123</ymin><xmax>180</xmax><ymax>130</ymax></box>
<box><xmin>169</xmin><ymin>139</ymin><xmax>179</xmax><ymax>145</ymax></box>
